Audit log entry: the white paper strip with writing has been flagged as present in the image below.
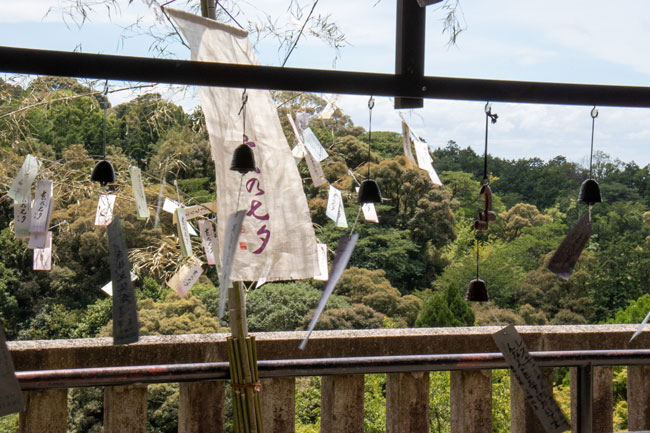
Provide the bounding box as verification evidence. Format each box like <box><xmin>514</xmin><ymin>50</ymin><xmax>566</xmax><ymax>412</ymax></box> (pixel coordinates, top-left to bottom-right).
<box><xmin>304</xmin><ymin>147</ymin><xmax>328</xmax><ymax>187</ymax></box>
<box><xmin>175</xmin><ymin>207</ymin><xmax>193</xmax><ymax>258</ymax></box>
<box><xmin>169</xmin><ymin>8</ymin><xmax>318</xmax><ymax>282</ymax></box>
<box><xmin>355</xmin><ymin>187</ymin><xmax>379</xmax><ymax>223</ymax></box>
<box><xmin>107</xmin><ymin>217</ymin><xmax>139</xmax><ymax>345</ymax></box>
<box><xmin>129</xmin><ymin>166</ymin><xmax>150</xmax><ymax>219</ymax></box>
<box><xmin>492</xmin><ymin>325</ymin><xmax>569</xmax><ymax>433</ymax></box>
<box><xmin>27</xmin><ymin>230</ymin><xmax>48</xmax><ymax>249</ymax></box>
<box><xmin>94</xmin><ymin>194</ymin><xmax>116</xmax><ymax>227</ymax></box>
<box><xmin>33</xmin><ymin>232</ymin><xmax>52</xmax><ymax>271</ymax></box>
<box><xmin>401</xmin><ymin>121</ymin><xmax>417</xmax><ymax>164</ymax></box>
<box><xmin>198</xmin><ymin>219</ymin><xmax>217</xmax><ymax>265</ymax></box>
<box><xmin>183</xmin><ymin>202</ymin><xmax>217</xmax><ymax>221</ymax></box>
<box><xmin>300</xmin><ymin>233</ymin><xmax>358</xmax><ymax>349</ymax></box>
<box><xmin>326</xmin><ymin>185</ymin><xmax>347</xmax><ymax>228</ymax></box>
<box><xmin>0</xmin><ymin>324</ymin><xmax>25</xmax><ymax>417</ymax></box>
<box><xmin>218</xmin><ymin>210</ymin><xmax>246</xmax><ymax>318</ymax></box>
<box><xmin>302</xmin><ymin>127</ymin><xmax>328</xmax><ymax>162</ymax></box>
<box><xmin>313</xmin><ymin>243</ymin><xmax>329</xmax><ymax>281</ymax></box>
<box><xmin>13</xmin><ymin>200</ymin><xmax>31</xmax><ymax>239</ymax></box>
<box><xmin>30</xmin><ymin>180</ymin><xmax>53</xmax><ymax>234</ymax></box>
<box><xmin>405</xmin><ymin>122</ymin><xmax>443</xmax><ymax>186</ymax></box>
<box><xmin>167</xmin><ymin>257</ymin><xmax>204</xmax><ymax>297</ymax></box>
<box><xmin>7</xmin><ymin>154</ymin><xmax>40</xmax><ymax>203</ymax></box>
<box><xmin>163</xmin><ymin>197</ymin><xmax>181</xmax><ymax>214</ymax></box>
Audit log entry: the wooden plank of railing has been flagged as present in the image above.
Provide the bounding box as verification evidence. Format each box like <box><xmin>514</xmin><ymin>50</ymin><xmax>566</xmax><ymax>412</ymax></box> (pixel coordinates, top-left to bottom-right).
<box><xmin>178</xmin><ymin>381</ymin><xmax>225</xmax><ymax>433</ymax></box>
<box><xmin>628</xmin><ymin>365</ymin><xmax>650</xmax><ymax>431</ymax></box>
<box><xmin>19</xmin><ymin>389</ymin><xmax>67</xmax><ymax>433</ymax></box>
<box><xmin>260</xmin><ymin>377</ymin><xmax>295</xmax><ymax>433</ymax></box>
<box><xmin>103</xmin><ymin>385</ymin><xmax>147</xmax><ymax>433</ymax></box>
<box><xmin>450</xmin><ymin>370</ymin><xmax>492</xmax><ymax>433</ymax></box>
<box><xmin>386</xmin><ymin>371</ymin><xmax>429</xmax><ymax>433</ymax></box>
<box><xmin>321</xmin><ymin>374</ymin><xmax>364</xmax><ymax>433</ymax></box>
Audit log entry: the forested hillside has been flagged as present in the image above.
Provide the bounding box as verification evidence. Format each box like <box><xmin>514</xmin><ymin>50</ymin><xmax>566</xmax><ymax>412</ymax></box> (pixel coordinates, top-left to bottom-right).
<box><xmin>1</xmin><ymin>77</ymin><xmax>649</xmax><ymax>432</ymax></box>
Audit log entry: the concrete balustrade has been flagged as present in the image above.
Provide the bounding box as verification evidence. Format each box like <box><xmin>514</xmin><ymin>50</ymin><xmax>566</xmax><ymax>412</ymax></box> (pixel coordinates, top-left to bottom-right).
<box><xmin>7</xmin><ymin>325</ymin><xmax>650</xmax><ymax>433</ymax></box>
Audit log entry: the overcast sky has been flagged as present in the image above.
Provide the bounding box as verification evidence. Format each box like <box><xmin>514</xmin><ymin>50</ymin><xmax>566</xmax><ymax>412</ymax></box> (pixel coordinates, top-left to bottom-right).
<box><xmin>1</xmin><ymin>0</ymin><xmax>650</xmax><ymax>166</ymax></box>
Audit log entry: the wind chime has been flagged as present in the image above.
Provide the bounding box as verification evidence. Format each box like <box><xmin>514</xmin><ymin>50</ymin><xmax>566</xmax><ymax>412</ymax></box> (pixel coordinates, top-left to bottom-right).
<box><xmin>90</xmin><ymin>82</ymin><xmax>116</xmax><ymax>186</ymax></box>
<box><xmin>357</xmin><ymin>96</ymin><xmax>382</xmax><ymax>204</ymax></box>
<box><xmin>547</xmin><ymin>106</ymin><xmax>601</xmax><ymax>279</ymax></box>
<box><xmin>466</xmin><ymin>103</ymin><xmax>498</xmax><ymax>302</ymax></box>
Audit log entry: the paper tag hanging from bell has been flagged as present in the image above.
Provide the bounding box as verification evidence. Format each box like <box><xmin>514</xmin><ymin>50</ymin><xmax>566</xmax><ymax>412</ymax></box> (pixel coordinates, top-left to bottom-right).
<box><xmin>313</xmin><ymin>243</ymin><xmax>329</xmax><ymax>281</ymax></box>
<box><xmin>13</xmin><ymin>200</ymin><xmax>31</xmax><ymax>239</ymax></box>
<box><xmin>198</xmin><ymin>219</ymin><xmax>217</xmax><ymax>265</ymax></box>
<box><xmin>8</xmin><ymin>154</ymin><xmax>41</xmax><ymax>203</ymax></box>
<box><xmin>0</xmin><ymin>324</ymin><xmax>25</xmax><ymax>417</ymax></box>
<box><xmin>166</xmin><ymin>257</ymin><xmax>204</xmax><ymax>297</ymax></box>
<box><xmin>355</xmin><ymin>187</ymin><xmax>379</xmax><ymax>223</ymax></box>
<box><xmin>129</xmin><ymin>166</ymin><xmax>150</xmax><ymax>220</ymax></box>
<box><xmin>175</xmin><ymin>207</ymin><xmax>193</xmax><ymax>258</ymax></box>
<box><xmin>107</xmin><ymin>217</ymin><xmax>139</xmax><ymax>345</ymax></box>
<box><xmin>30</xmin><ymin>180</ymin><xmax>53</xmax><ymax>234</ymax></box>
<box><xmin>33</xmin><ymin>231</ymin><xmax>52</xmax><ymax>271</ymax></box>
<box><xmin>94</xmin><ymin>194</ymin><xmax>116</xmax><ymax>227</ymax></box>
<box><xmin>326</xmin><ymin>185</ymin><xmax>348</xmax><ymax>228</ymax></box>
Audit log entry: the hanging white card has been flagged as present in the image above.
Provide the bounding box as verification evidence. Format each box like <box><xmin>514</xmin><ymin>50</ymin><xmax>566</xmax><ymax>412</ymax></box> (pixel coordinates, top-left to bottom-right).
<box><xmin>302</xmin><ymin>127</ymin><xmax>328</xmax><ymax>162</ymax></box>
<box><xmin>129</xmin><ymin>166</ymin><xmax>150</xmax><ymax>219</ymax></box>
<box><xmin>355</xmin><ymin>186</ymin><xmax>379</xmax><ymax>223</ymax></box>
<box><xmin>183</xmin><ymin>202</ymin><xmax>217</xmax><ymax>221</ymax></box>
<box><xmin>326</xmin><ymin>185</ymin><xmax>347</xmax><ymax>228</ymax></box>
<box><xmin>401</xmin><ymin>121</ymin><xmax>417</xmax><ymax>164</ymax></box>
<box><xmin>411</xmin><ymin>134</ymin><xmax>443</xmax><ymax>185</ymax></box>
<box><xmin>107</xmin><ymin>217</ymin><xmax>139</xmax><ymax>345</ymax></box>
<box><xmin>295</xmin><ymin>111</ymin><xmax>312</xmax><ymax>130</ymax></box>
<box><xmin>162</xmin><ymin>197</ymin><xmax>181</xmax><ymax>213</ymax></box>
<box><xmin>313</xmin><ymin>243</ymin><xmax>329</xmax><ymax>281</ymax></box>
<box><xmin>0</xmin><ymin>325</ymin><xmax>25</xmax><ymax>417</ymax></box>
<box><xmin>300</xmin><ymin>233</ymin><xmax>359</xmax><ymax>349</ymax></box>
<box><xmin>492</xmin><ymin>325</ymin><xmax>570</xmax><ymax>433</ymax></box>
<box><xmin>304</xmin><ymin>147</ymin><xmax>328</xmax><ymax>187</ymax></box>
<box><xmin>218</xmin><ymin>210</ymin><xmax>246</xmax><ymax>318</ymax></box>
<box><xmin>166</xmin><ymin>257</ymin><xmax>204</xmax><ymax>297</ymax></box>
<box><xmin>198</xmin><ymin>219</ymin><xmax>217</xmax><ymax>265</ymax></box>
<box><xmin>94</xmin><ymin>194</ymin><xmax>116</xmax><ymax>227</ymax></box>
<box><xmin>175</xmin><ymin>207</ymin><xmax>193</xmax><ymax>258</ymax></box>
<box><xmin>318</xmin><ymin>100</ymin><xmax>336</xmax><ymax>120</ymax></box>
<box><xmin>13</xmin><ymin>200</ymin><xmax>31</xmax><ymax>239</ymax></box>
<box><xmin>29</xmin><ymin>180</ymin><xmax>53</xmax><ymax>234</ymax></box>
<box><xmin>7</xmin><ymin>154</ymin><xmax>41</xmax><ymax>203</ymax></box>
<box><xmin>101</xmin><ymin>272</ymin><xmax>138</xmax><ymax>297</ymax></box>
<box><xmin>33</xmin><ymin>231</ymin><xmax>52</xmax><ymax>271</ymax></box>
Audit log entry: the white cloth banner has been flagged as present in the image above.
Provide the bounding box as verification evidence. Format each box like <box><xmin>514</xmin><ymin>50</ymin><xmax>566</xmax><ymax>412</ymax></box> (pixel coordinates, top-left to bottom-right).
<box><xmin>404</xmin><ymin>123</ymin><xmax>443</xmax><ymax>186</ymax></box>
<box><xmin>169</xmin><ymin>9</ymin><xmax>318</xmax><ymax>282</ymax></box>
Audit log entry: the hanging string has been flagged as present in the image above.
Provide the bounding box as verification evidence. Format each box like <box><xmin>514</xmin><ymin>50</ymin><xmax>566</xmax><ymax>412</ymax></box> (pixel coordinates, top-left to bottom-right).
<box><xmin>367</xmin><ymin>96</ymin><xmax>375</xmax><ymax>179</ymax></box>
<box><xmin>235</xmin><ymin>89</ymin><xmax>248</xmax><ymax>211</ymax></box>
<box><xmin>215</xmin><ymin>0</ymin><xmax>245</xmax><ymax>29</ymax></box>
<box><xmin>483</xmin><ymin>102</ymin><xmax>498</xmax><ymax>184</ymax></box>
<box><xmin>589</xmin><ymin>106</ymin><xmax>598</xmax><ymax>179</ymax></box>
<box><xmin>102</xmin><ymin>80</ymin><xmax>109</xmax><ymax>160</ymax></box>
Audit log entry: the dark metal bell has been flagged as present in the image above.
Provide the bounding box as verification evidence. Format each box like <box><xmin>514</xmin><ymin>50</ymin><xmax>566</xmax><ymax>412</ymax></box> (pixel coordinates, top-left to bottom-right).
<box><xmin>230</xmin><ymin>144</ymin><xmax>256</xmax><ymax>174</ymax></box>
<box><xmin>358</xmin><ymin>179</ymin><xmax>382</xmax><ymax>204</ymax></box>
<box><xmin>466</xmin><ymin>279</ymin><xmax>489</xmax><ymax>302</ymax></box>
<box><xmin>90</xmin><ymin>160</ymin><xmax>116</xmax><ymax>186</ymax></box>
<box><xmin>577</xmin><ymin>178</ymin><xmax>601</xmax><ymax>205</ymax></box>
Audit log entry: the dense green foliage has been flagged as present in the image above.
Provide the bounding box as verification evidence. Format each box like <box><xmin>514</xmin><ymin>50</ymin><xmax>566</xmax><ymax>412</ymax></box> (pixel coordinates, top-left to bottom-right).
<box><xmin>2</xmin><ymin>80</ymin><xmax>650</xmax><ymax>432</ymax></box>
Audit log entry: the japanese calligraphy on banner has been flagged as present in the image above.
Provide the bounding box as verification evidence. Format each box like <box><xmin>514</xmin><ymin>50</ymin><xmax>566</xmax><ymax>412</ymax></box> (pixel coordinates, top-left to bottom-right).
<box><xmin>492</xmin><ymin>325</ymin><xmax>569</xmax><ymax>433</ymax></box>
<box><xmin>13</xmin><ymin>201</ymin><xmax>31</xmax><ymax>239</ymax></box>
<box><xmin>198</xmin><ymin>219</ymin><xmax>217</xmax><ymax>265</ymax></box>
<box><xmin>326</xmin><ymin>185</ymin><xmax>347</xmax><ymax>228</ymax></box>
<box><xmin>30</xmin><ymin>180</ymin><xmax>53</xmax><ymax>234</ymax></box>
<box><xmin>129</xmin><ymin>166</ymin><xmax>150</xmax><ymax>219</ymax></box>
<box><xmin>403</xmin><ymin>122</ymin><xmax>443</xmax><ymax>186</ymax></box>
<box><xmin>0</xmin><ymin>324</ymin><xmax>25</xmax><ymax>417</ymax></box>
<box><xmin>94</xmin><ymin>194</ymin><xmax>116</xmax><ymax>227</ymax></box>
<box><xmin>33</xmin><ymin>232</ymin><xmax>52</xmax><ymax>271</ymax></box>
<box><xmin>167</xmin><ymin>257</ymin><xmax>204</xmax><ymax>297</ymax></box>
<box><xmin>107</xmin><ymin>217</ymin><xmax>139</xmax><ymax>345</ymax></box>
<box><xmin>168</xmin><ymin>8</ymin><xmax>318</xmax><ymax>282</ymax></box>
<box><xmin>7</xmin><ymin>154</ymin><xmax>40</xmax><ymax>203</ymax></box>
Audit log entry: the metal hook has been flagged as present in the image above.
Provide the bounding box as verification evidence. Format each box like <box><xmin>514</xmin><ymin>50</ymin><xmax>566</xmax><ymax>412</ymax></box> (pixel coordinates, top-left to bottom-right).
<box><xmin>368</xmin><ymin>96</ymin><xmax>375</xmax><ymax>110</ymax></box>
<box><xmin>485</xmin><ymin>102</ymin><xmax>498</xmax><ymax>123</ymax></box>
<box><xmin>591</xmin><ymin>106</ymin><xmax>599</xmax><ymax>119</ymax></box>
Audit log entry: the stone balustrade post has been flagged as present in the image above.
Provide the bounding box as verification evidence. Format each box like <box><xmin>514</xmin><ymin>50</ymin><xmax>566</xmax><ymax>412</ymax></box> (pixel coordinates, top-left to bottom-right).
<box><xmin>570</xmin><ymin>365</ymin><xmax>612</xmax><ymax>433</ymax></box>
<box><xmin>103</xmin><ymin>384</ymin><xmax>147</xmax><ymax>433</ymax></box>
<box><xmin>321</xmin><ymin>374</ymin><xmax>364</xmax><ymax>433</ymax></box>
<box><xmin>628</xmin><ymin>365</ymin><xmax>650</xmax><ymax>431</ymax></box>
<box><xmin>386</xmin><ymin>371</ymin><xmax>429</xmax><ymax>433</ymax></box>
<box><xmin>260</xmin><ymin>377</ymin><xmax>295</xmax><ymax>433</ymax></box>
<box><xmin>510</xmin><ymin>368</ymin><xmax>555</xmax><ymax>433</ymax></box>
<box><xmin>19</xmin><ymin>389</ymin><xmax>67</xmax><ymax>433</ymax></box>
<box><xmin>178</xmin><ymin>381</ymin><xmax>225</xmax><ymax>433</ymax></box>
<box><xmin>450</xmin><ymin>369</ymin><xmax>492</xmax><ymax>433</ymax></box>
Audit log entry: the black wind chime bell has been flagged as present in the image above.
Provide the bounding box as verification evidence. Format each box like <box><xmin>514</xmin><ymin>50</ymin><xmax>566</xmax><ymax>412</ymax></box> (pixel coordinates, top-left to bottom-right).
<box><xmin>358</xmin><ymin>96</ymin><xmax>382</xmax><ymax>204</ymax></box>
<box><xmin>91</xmin><ymin>82</ymin><xmax>116</xmax><ymax>186</ymax></box>
<box><xmin>230</xmin><ymin>90</ymin><xmax>257</xmax><ymax>175</ymax></box>
<box><xmin>577</xmin><ymin>107</ymin><xmax>602</xmax><ymax>205</ymax></box>
<box><xmin>466</xmin><ymin>103</ymin><xmax>498</xmax><ymax>302</ymax></box>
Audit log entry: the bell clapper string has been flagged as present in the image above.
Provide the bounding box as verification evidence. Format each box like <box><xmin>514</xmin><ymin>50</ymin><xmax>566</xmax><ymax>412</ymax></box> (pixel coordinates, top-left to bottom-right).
<box><xmin>349</xmin><ymin>207</ymin><xmax>362</xmax><ymax>236</ymax></box>
<box><xmin>367</xmin><ymin>96</ymin><xmax>375</xmax><ymax>180</ymax></box>
<box><xmin>588</xmin><ymin>106</ymin><xmax>598</xmax><ymax>223</ymax></box>
<box><xmin>101</xmin><ymin>80</ymin><xmax>109</xmax><ymax>161</ymax></box>
<box><xmin>235</xmin><ymin>89</ymin><xmax>248</xmax><ymax>211</ymax></box>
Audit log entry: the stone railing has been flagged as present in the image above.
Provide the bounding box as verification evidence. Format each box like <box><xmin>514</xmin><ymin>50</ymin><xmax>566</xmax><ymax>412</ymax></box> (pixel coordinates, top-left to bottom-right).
<box><xmin>8</xmin><ymin>325</ymin><xmax>650</xmax><ymax>433</ymax></box>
